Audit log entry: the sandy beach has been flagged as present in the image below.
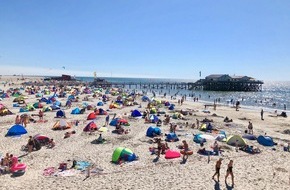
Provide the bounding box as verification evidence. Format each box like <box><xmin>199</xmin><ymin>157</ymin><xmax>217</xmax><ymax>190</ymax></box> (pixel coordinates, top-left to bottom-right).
<box><xmin>0</xmin><ymin>75</ymin><xmax>290</xmax><ymax>190</ymax></box>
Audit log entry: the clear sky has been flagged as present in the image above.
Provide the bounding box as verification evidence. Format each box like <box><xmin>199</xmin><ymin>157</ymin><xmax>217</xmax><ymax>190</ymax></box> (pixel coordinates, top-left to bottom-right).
<box><xmin>1</xmin><ymin>0</ymin><xmax>290</xmax><ymax>80</ymax></box>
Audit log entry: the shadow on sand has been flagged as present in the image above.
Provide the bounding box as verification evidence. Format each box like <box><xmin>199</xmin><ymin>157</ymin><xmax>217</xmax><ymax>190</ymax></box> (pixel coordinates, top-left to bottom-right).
<box><xmin>225</xmin><ymin>182</ymin><xmax>234</xmax><ymax>190</ymax></box>
<box><xmin>153</xmin><ymin>157</ymin><xmax>159</xmax><ymax>163</ymax></box>
<box><xmin>213</xmin><ymin>179</ymin><xmax>221</xmax><ymax>190</ymax></box>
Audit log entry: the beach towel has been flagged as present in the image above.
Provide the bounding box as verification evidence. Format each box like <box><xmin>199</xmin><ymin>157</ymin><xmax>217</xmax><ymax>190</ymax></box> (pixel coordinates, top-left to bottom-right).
<box><xmin>75</xmin><ymin>161</ymin><xmax>91</xmax><ymax>171</ymax></box>
<box><xmin>43</xmin><ymin>167</ymin><xmax>57</xmax><ymax>176</ymax></box>
<box><xmin>56</xmin><ymin>169</ymin><xmax>80</xmax><ymax>177</ymax></box>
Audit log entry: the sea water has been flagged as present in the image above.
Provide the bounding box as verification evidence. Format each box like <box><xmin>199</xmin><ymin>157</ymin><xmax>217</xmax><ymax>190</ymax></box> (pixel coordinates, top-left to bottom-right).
<box><xmin>77</xmin><ymin>77</ymin><xmax>290</xmax><ymax>113</ymax></box>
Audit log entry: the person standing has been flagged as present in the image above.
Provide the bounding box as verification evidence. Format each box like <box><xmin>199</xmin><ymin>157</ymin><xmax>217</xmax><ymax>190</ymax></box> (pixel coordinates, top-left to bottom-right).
<box><xmin>261</xmin><ymin>109</ymin><xmax>264</xmax><ymax>120</ymax></box>
<box><xmin>236</xmin><ymin>101</ymin><xmax>240</xmax><ymax>111</ymax></box>
<box><xmin>225</xmin><ymin>160</ymin><xmax>234</xmax><ymax>186</ymax></box>
<box><xmin>105</xmin><ymin>115</ymin><xmax>110</xmax><ymax>126</ymax></box>
<box><xmin>248</xmin><ymin>121</ymin><xmax>253</xmax><ymax>134</ymax></box>
<box><xmin>212</xmin><ymin>158</ymin><xmax>223</xmax><ymax>182</ymax></box>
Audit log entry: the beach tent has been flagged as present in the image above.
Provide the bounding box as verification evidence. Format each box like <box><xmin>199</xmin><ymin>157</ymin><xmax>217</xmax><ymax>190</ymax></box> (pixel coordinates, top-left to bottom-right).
<box><xmin>83</xmin><ymin>121</ymin><xmax>98</xmax><ymax>132</ymax></box>
<box><xmin>19</xmin><ymin>107</ymin><xmax>29</xmax><ymax>113</ymax></box>
<box><xmin>13</xmin><ymin>96</ymin><xmax>25</xmax><ymax>102</ymax></box>
<box><xmin>257</xmin><ymin>135</ymin><xmax>275</xmax><ymax>146</ymax></box>
<box><xmin>150</xmin><ymin>107</ymin><xmax>157</xmax><ymax>114</ymax></box>
<box><xmin>149</xmin><ymin>115</ymin><xmax>159</xmax><ymax>123</ymax></box>
<box><xmin>71</xmin><ymin>108</ymin><xmax>81</xmax><ymax>114</ymax></box>
<box><xmin>193</xmin><ymin>134</ymin><xmax>207</xmax><ymax>143</ymax></box>
<box><xmin>165</xmin><ymin>150</ymin><xmax>181</xmax><ymax>159</ymax></box>
<box><xmin>43</xmin><ymin>106</ymin><xmax>52</xmax><ymax>112</ymax></box>
<box><xmin>87</xmin><ymin>112</ymin><xmax>97</xmax><ymax>120</ymax></box>
<box><xmin>112</xmin><ymin>147</ymin><xmax>137</xmax><ymax>163</ymax></box>
<box><xmin>164</xmin><ymin>101</ymin><xmax>170</xmax><ymax>106</ymax></box>
<box><xmin>33</xmin><ymin>134</ymin><xmax>50</xmax><ymax>146</ymax></box>
<box><xmin>50</xmin><ymin>105</ymin><xmax>60</xmax><ymax>110</ymax></box>
<box><xmin>172</xmin><ymin>112</ymin><xmax>183</xmax><ymax>119</ymax></box>
<box><xmin>26</xmin><ymin>104</ymin><xmax>35</xmax><ymax>111</ymax></box>
<box><xmin>0</xmin><ymin>108</ymin><xmax>13</xmax><ymax>116</ymax></box>
<box><xmin>52</xmin><ymin>120</ymin><xmax>72</xmax><ymax>130</ymax></box>
<box><xmin>242</xmin><ymin>134</ymin><xmax>257</xmax><ymax>140</ymax></box>
<box><xmin>215</xmin><ymin>131</ymin><xmax>227</xmax><ymax>142</ymax></box>
<box><xmin>95</xmin><ymin>108</ymin><xmax>107</xmax><ymax>115</ymax></box>
<box><xmin>146</xmin><ymin>126</ymin><xmax>161</xmax><ymax>138</ymax></box>
<box><xmin>165</xmin><ymin>133</ymin><xmax>179</xmax><ymax>142</ymax></box>
<box><xmin>86</xmin><ymin>105</ymin><xmax>94</xmax><ymax>110</ymax></box>
<box><xmin>97</xmin><ymin>102</ymin><xmax>104</xmax><ymax>106</ymax></box>
<box><xmin>142</xmin><ymin>96</ymin><xmax>150</xmax><ymax>102</ymax></box>
<box><xmin>33</xmin><ymin>102</ymin><xmax>43</xmax><ymax>109</ymax></box>
<box><xmin>131</xmin><ymin>109</ymin><xmax>142</xmax><ymax>118</ymax></box>
<box><xmin>6</xmin><ymin>124</ymin><xmax>27</xmax><ymax>137</ymax></box>
<box><xmin>226</xmin><ymin>135</ymin><xmax>246</xmax><ymax>147</ymax></box>
<box><xmin>169</xmin><ymin>104</ymin><xmax>175</xmax><ymax>110</ymax></box>
<box><xmin>40</xmin><ymin>97</ymin><xmax>48</xmax><ymax>103</ymax></box>
<box><xmin>53</xmin><ymin>101</ymin><xmax>61</xmax><ymax>107</ymax></box>
<box><xmin>1</xmin><ymin>93</ymin><xmax>9</xmax><ymax>98</ymax></box>
<box><xmin>110</xmin><ymin>118</ymin><xmax>119</xmax><ymax>126</ymax></box>
<box><xmin>56</xmin><ymin>110</ymin><xmax>66</xmax><ymax>118</ymax></box>
<box><xmin>68</xmin><ymin>95</ymin><xmax>75</xmax><ymax>101</ymax></box>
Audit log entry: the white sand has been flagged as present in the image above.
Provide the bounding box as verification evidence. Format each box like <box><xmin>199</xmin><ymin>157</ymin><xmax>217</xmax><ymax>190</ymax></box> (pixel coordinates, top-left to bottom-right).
<box><xmin>0</xmin><ymin>76</ymin><xmax>290</xmax><ymax>190</ymax></box>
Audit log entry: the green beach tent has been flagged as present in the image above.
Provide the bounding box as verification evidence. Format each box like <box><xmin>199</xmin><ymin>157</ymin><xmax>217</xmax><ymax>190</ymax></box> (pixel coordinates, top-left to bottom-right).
<box><xmin>112</xmin><ymin>147</ymin><xmax>136</xmax><ymax>163</ymax></box>
<box><xmin>226</xmin><ymin>135</ymin><xmax>246</xmax><ymax>147</ymax></box>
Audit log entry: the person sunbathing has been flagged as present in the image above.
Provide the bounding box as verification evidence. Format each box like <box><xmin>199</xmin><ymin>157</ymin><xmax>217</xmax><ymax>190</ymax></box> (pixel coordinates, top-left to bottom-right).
<box><xmin>223</xmin><ymin>116</ymin><xmax>233</xmax><ymax>123</ymax></box>
<box><xmin>64</xmin><ymin>131</ymin><xmax>76</xmax><ymax>139</ymax></box>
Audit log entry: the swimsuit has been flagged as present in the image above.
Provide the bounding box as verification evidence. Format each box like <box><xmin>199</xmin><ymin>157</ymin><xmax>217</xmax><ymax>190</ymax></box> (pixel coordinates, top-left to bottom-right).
<box><xmin>227</xmin><ymin>166</ymin><xmax>233</xmax><ymax>173</ymax></box>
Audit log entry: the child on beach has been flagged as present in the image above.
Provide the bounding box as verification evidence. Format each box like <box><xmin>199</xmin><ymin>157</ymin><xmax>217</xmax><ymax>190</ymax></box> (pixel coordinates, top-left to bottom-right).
<box><xmin>248</xmin><ymin>121</ymin><xmax>253</xmax><ymax>134</ymax></box>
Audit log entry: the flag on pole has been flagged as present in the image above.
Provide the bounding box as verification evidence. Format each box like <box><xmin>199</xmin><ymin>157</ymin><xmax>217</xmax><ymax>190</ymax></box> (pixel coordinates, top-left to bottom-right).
<box><xmin>199</xmin><ymin>71</ymin><xmax>201</xmax><ymax>77</ymax></box>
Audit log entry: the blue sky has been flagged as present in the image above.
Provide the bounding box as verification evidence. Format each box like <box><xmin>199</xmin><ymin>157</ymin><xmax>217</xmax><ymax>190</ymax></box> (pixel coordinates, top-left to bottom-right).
<box><xmin>0</xmin><ymin>0</ymin><xmax>290</xmax><ymax>80</ymax></box>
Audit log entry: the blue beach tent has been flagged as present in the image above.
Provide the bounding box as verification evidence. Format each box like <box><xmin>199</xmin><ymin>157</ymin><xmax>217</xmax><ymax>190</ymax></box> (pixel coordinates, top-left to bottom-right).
<box><xmin>109</xmin><ymin>118</ymin><xmax>120</xmax><ymax>126</ymax></box>
<box><xmin>131</xmin><ymin>110</ymin><xmax>142</xmax><ymax>117</ymax></box>
<box><xmin>257</xmin><ymin>135</ymin><xmax>275</xmax><ymax>146</ymax></box>
<box><xmin>193</xmin><ymin>134</ymin><xmax>206</xmax><ymax>144</ymax></box>
<box><xmin>6</xmin><ymin>124</ymin><xmax>27</xmax><ymax>137</ymax></box>
<box><xmin>71</xmin><ymin>108</ymin><xmax>81</xmax><ymax>114</ymax></box>
<box><xmin>169</xmin><ymin>104</ymin><xmax>175</xmax><ymax>110</ymax></box>
<box><xmin>56</xmin><ymin>110</ymin><xmax>65</xmax><ymax>118</ymax></box>
<box><xmin>146</xmin><ymin>126</ymin><xmax>161</xmax><ymax>138</ymax></box>
<box><xmin>166</xmin><ymin>133</ymin><xmax>179</xmax><ymax>142</ymax></box>
<box><xmin>97</xmin><ymin>102</ymin><xmax>104</xmax><ymax>106</ymax></box>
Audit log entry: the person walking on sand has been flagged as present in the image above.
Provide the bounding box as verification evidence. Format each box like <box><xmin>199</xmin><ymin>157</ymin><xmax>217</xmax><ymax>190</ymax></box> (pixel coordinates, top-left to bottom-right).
<box><xmin>261</xmin><ymin>109</ymin><xmax>264</xmax><ymax>120</ymax></box>
<box><xmin>212</xmin><ymin>158</ymin><xmax>223</xmax><ymax>182</ymax></box>
<box><xmin>225</xmin><ymin>160</ymin><xmax>234</xmax><ymax>186</ymax></box>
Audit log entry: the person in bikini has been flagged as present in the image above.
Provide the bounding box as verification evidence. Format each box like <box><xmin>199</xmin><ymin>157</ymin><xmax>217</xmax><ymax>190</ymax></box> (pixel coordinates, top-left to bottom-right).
<box><xmin>225</xmin><ymin>160</ymin><xmax>234</xmax><ymax>186</ymax></box>
<box><xmin>181</xmin><ymin>140</ymin><xmax>189</xmax><ymax>161</ymax></box>
<box><xmin>212</xmin><ymin>158</ymin><xmax>223</xmax><ymax>182</ymax></box>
